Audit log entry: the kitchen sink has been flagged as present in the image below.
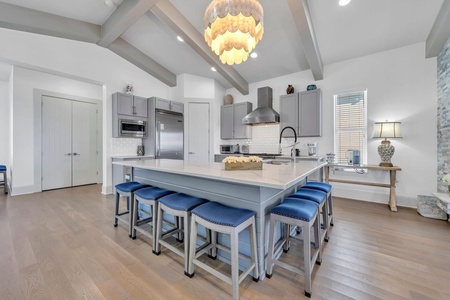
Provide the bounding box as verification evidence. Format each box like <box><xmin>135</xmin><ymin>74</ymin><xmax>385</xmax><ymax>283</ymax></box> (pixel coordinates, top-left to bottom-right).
<box><xmin>263</xmin><ymin>157</ymin><xmax>292</xmax><ymax>165</ymax></box>
<box><xmin>264</xmin><ymin>156</ymin><xmax>323</xmax><ymax>165</ymax></box>
<box><xmin>267</xmin><ymin>160</ymin><xmax>290</xmax><ymax>165</ymax></box>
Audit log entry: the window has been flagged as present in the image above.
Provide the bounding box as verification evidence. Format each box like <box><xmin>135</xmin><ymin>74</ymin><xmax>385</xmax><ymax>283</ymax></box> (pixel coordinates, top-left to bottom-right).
<box><xmin>334</xmin><ymin>90</ymin><xmax>367</xmax><ymax>164</ymax></box>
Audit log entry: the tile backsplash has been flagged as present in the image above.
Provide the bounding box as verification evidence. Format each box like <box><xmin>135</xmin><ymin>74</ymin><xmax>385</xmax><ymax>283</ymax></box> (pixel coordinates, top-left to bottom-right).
<box><xmin>224</xmin><ymin>124</ymin><xmax>320</xmax><ymax>156</ymax></box>
<box><xmin>112</xmin><ymin>138</ymin><xmax>143</xmax><ymax>156</ymax></box>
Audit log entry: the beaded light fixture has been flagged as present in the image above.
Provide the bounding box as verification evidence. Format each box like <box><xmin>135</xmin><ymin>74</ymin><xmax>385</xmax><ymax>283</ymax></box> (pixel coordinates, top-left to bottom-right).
<box><xmin>204</xmin><ymin>0</ymin><xmax>264</xmax><ymax>65</ymax></box>
<box><xmin>371</xmin><ymin>121</ymin><xmax>402</xmax><ymax>167</ymax></box>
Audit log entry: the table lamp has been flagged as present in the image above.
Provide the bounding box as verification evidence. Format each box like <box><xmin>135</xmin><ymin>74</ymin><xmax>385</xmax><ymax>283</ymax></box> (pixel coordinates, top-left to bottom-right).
<box><xmin>371</xmin><ymin>121</ymin><xmax>402</xmax><ymax>167</ymax></box>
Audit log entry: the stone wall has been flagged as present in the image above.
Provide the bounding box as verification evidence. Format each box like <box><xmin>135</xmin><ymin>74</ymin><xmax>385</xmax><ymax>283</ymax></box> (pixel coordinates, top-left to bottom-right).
<box><xmin>437</xmin><ymin>36</ymin><xmax>450</xmax><ymax>192</ymax></box>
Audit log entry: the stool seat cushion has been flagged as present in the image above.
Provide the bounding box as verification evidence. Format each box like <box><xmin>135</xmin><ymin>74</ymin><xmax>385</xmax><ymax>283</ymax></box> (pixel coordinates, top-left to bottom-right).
<box><xmin>192</xmin><ymin>202</ymin><xmax>255</xmax><ymax>227</ymax></box>
<box><xmin>272</xmin><ymin>198</ymin><xmax>319</xmax><ymax>222</ymax></box>
<box><xmin>135</xmin><ymin>187</ymin><xmax>174</xmax><ymax>200</ymax></box>
<box><xmin>115</xmin><ymin>181</ymin><xmax>148</xmax><ymax>193</ymax></box>
<box><xmin>305</xmin><ymin>182</ymin><xmax>332</xmax><ymax>193</ymax></box>
<box><xmin>159</xmin><ymin>193</ymin><xmax>208</xmax><ymax>211</ymax></box>
<box><xmin>290</xmin><ymin>188</ymin><xmax>327</xmax><ymax>204</ymax></box>
<box><xmin>0</xmin><ymin>165</ymin><xmax>6</xmax><ymax>171</ymax></box>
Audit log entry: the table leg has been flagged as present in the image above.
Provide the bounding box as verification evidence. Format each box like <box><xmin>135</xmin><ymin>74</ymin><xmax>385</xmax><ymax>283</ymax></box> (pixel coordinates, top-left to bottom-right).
<box><xmin>389</xmin><ymin>170</ymin><xmax>397</xmax><ymax>212</ymax></box>
<box><xmin>324</xmin><ymin>166</ymin><xmax>330</xmax><ymax>183</ymax></box>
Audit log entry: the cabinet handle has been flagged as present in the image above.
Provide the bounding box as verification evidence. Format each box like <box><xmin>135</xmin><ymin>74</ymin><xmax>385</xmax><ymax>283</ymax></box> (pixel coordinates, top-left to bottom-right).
<box><xmin>73</xmin><ymin>153</ymin><xmax>80</xmax><ymax>156</ymax></box>
<box><xmin>156</xmin><ymin>121</ymin><xmax>161</xmax><ymax>157</ymax></box>
<box><xmin>189</xmin><ymin>152</ymin><xmax>195</xmax><ymax>154</ymax></box>
<box><xmin>65</xmin><ymin>153</ymin><xmax>72</xmax><ymax>156</ymax></box>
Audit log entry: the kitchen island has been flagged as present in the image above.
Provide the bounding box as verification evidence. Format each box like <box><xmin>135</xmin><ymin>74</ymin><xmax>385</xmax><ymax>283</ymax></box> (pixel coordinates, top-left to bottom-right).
<box><xmin>112</xmin><ymin>158</ymin><xmax>326</xmax><ymax>279</ymax></box>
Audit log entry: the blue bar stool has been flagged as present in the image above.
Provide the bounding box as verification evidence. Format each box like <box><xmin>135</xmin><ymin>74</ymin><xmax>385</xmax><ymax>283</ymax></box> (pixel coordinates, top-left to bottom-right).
<box><xmin>290</xmin><ymin>188</ymin><xmax>329</xmax><ymax>242</ymax></box>
<box><xmin>187</xmin><ymin>201</ymin><xmax>259</xmax><ymax>300</ymax></box>
<box><xmin>0</xmin><ymin>165</ymin><xmax>7</xmax><ymax>194</ymax></box>
<box><xmin>114</xmin><ymin>181</ymin><xmax>149</xmax><ymax>237</ymax></box>
<box><xmin>304</xmin><ymin>182</ymin><xmax>334</xmax><ymax>226</ymax></box>
<box><xmin>266</xmin><ymin>198</ymin><xmax>321</xmax><ymax>298</ymax></box>
<box><xmin>131</xmin><ymin>187</ymin><xmax>174</xmax><ymax>250</ymax></box>
<box><xmin>154</xmin><ymin>193</ymin><xmax>208</xmax><ymax>275</ymax></box>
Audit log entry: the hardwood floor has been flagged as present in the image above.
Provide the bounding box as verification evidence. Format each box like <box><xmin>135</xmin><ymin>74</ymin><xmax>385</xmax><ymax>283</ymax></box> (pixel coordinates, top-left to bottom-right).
<box><xmin>1</xmin><ymin>184</ymin><xmax>449</xmax><ymax>299</ymax></box>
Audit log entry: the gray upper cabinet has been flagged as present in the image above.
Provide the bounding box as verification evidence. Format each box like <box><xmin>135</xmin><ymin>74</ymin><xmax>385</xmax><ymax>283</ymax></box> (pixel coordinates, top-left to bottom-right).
<box><xmin>221</xmin><ymin>102</ymin><xmax>252</xmax><ymax>139</ymax></box>
<box><xmin>280</xmin><ymin>89</ymin><xmax>322</xmax><ymax>137</ymax></box>
<box><xmin>114</xmin><ymin>92</ymin><xmax>148</xmax><ymax>118</ymax></box>
<box><xmin>155</xmin><ymin>98</ymin><xmax>184</xmax><ymax>113</ymax></box>
<box><xmin>279</xmin><ymin>93</ymin><xmax>298</xmax><ymax>138</ymax></box>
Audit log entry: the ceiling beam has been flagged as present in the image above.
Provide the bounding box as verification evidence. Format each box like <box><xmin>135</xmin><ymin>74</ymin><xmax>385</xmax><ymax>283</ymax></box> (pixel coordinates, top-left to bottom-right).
<box><xmin>0</xmin><ymin>2</ymin><xmax>176</xmax><ymax>87</ymax></box>
<box><xmin>97</xmin><ymin>0</ymin><xmax>159</xmax><ymax>48</ymax></box>
<box><xmin>151</xmin><ymin>0</ymin><xmax>249</xmax><ymax>95</ymax></box>
<box><xmin>287</xmin><ymin>0</ymin><xmax>323</xmax><ymax>81</ymax></box>
<box><xmin>425</xmin><ymin>0</ymin><xmax>450</xmax><ymax>58</ymax></box>
<box><xmin>0</xmin><ymin>2</ymin><xmax>100</xmax><ymax>43</ymax></box>
<box><xmin>109</xmin><ymin>38</ymin><xmax>176</xmax><ymax>86</ymax></box>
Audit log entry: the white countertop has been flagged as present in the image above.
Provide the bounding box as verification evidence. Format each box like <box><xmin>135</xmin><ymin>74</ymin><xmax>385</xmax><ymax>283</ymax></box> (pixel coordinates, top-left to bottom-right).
<box><xmin>113</xmin><ymin>159</ymin><xmax>326</xmax><ymax>189</ymax></box>
<box><xmin>111</xmin><ymin>155</ymin><xmax>155</xmax><ymax>159</ymax></box>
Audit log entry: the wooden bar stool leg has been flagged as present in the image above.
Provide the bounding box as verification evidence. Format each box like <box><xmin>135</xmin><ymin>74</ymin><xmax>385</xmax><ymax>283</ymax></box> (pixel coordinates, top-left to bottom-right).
<box><xmin>249</xmin><ymin>219</ymin><xmax>259</xmax><ymax>280</ymax></box>
<box><xmin>114</xmin><ymin>192</ymin><xmax>120</xmax><ymax>227</ymax></box>
<box><xmin>304</xmin><ymin>220</ymin><xmax>312</xmax><ymax>298</ymax></box>
<box><xmin>230</xmin><ymin>230</ymin><xmax>239</xmax><ymax>300</ymax></box>
<box><xmin>265</xmin><ymin>216</ymin><xmax>277</xmax><ymax>277</ymax></box>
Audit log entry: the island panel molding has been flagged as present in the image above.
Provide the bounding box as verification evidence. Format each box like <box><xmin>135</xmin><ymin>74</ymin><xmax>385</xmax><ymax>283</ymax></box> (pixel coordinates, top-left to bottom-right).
<box><xmin>113</xmin><ymin>158</ymin><xmax>326</xmax><ymax>279</ymax></box>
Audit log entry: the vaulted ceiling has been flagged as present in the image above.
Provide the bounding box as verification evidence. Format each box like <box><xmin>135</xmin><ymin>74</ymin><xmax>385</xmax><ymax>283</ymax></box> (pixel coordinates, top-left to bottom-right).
<box><xmin>0</xmin><ymin>0</ymin><xmax>449</xmax><ymax>95</ymax></box>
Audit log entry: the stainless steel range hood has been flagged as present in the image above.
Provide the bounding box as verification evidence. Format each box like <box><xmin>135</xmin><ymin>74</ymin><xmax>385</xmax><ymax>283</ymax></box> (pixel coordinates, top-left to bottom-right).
<box><xmin>242</xmin><ymin>86</ymin><xmax>280</xmax><ymax>125</ymax></box>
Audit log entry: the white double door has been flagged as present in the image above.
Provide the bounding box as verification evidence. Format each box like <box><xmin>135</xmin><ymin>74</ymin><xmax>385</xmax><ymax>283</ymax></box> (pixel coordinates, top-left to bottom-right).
<box><xmin>42</xmin><ymin>96</ymin><xmax>98</xmax><ymax>190</ymax></box>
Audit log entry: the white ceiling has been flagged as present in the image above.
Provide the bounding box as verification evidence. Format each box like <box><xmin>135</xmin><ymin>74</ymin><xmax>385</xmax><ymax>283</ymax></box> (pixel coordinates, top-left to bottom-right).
<box><xmin>0</xmin><ymin>0</ymin><xmax>446</xmax><ymax>92</ymax></box>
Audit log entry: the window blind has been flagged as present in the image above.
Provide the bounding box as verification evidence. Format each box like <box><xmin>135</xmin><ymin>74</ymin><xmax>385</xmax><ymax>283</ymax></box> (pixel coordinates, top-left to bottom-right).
<box><xmin>334</xmin><ymin>91</ymin><xmax>366</xmax><ymax>164</ymax></box>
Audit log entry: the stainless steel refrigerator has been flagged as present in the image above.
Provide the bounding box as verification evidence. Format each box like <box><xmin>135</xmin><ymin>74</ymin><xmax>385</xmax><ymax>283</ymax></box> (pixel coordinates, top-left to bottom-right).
<box><xmin>155</xmin><ymin>109</ymin><xmax>184</xmax><ymax>160</ymax></box>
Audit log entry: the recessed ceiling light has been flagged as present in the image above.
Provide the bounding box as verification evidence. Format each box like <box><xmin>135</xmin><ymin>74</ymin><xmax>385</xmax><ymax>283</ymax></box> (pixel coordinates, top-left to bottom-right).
<box><xmin>177</xmin><ymin>36</ymin><xmax>184</xmax><ymax>42</ymax></box>
<box><xmin>250</xmin><ymin>52</ymin><xmax>258</xmax><ymax>58</ymax></box>
<box><xmin>339</xmin><ymin>0</ymin><xmax>351</xmax><ymax>6</ymax></box>
<box><xmin>211</xmin><ymin>67</ymin><xmax>216</xmax><ymax>72</ymax></box>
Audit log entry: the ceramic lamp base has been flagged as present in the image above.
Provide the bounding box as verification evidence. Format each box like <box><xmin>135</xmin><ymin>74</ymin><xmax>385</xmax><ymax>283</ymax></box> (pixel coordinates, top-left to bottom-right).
<box><xmin>378</xmin><ymin>139</ymin><xmax>395</xmax><ymax>167</ymax></box>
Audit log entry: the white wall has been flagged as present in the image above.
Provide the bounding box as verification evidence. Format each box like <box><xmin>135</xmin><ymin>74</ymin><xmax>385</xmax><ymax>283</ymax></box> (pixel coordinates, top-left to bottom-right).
<box><xmin>224</xmin><ymin>43</ymin><xmax>437</xmax><ymax>207</ymax></box>
<box><xmin>173</xmin><ymin>73</ymin><xmax>225</xmax><ymax>162</ymax></box>
<box><xmin>11</xmin><ymin>67</ymin><xmax>102</xmax><ymax>194</ymax></box>
<box><xmin>0</xmin><ymin>28</ymin><xmax>172</xmax><ymax>195</ymax></box>
<box><xmin>0</xmin><ymin>80</ymin><xmax>9</xmax><ymax>168</ymax></box>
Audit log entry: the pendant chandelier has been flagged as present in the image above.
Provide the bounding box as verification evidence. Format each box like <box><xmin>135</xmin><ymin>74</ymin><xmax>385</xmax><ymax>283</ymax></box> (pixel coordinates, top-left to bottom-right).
<box><xmin>204</xmin><ymin>0</ymin><xmax>264</xmax><ymax>65</ymax></box>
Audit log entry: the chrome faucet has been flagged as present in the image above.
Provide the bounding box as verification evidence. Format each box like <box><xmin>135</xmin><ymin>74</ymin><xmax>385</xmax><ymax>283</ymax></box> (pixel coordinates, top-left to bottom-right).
<box><xmin>279</xmin><ymin>126</ymin><xmax>297</xmax><ymax>159</ymax></box>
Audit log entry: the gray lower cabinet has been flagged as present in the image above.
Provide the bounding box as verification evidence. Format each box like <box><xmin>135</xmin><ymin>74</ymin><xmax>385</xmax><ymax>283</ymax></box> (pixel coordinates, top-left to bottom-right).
<box><xmin>221</xmin><ymin>102</ymin><xmax>252</xmax><ymax>139</ymax></box>
<box><xmin>214</xmin><ymin>154</ymin><xmax>242</xmax><ymax>162</ymax></box>
<box><xmin>280</xmin><ymin>89</ymin><xmax>322</xmax><ymax>137</ymax></box>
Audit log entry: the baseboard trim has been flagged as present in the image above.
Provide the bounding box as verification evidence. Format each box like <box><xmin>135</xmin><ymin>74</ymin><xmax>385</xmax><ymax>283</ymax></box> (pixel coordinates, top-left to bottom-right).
<box><xmin>103</xmin><ymin>184</ymin><xmax>113</xmax><ymax>195</ymax></box>
<box><xmin>10</xmin><ymin>185</ymin><xmax>36</xmax><ymax>196</ymax></box>
<box><xmin>333</xmin><ymin>186</ymin><xmax>417</xmax><ymax>209</ymax></box>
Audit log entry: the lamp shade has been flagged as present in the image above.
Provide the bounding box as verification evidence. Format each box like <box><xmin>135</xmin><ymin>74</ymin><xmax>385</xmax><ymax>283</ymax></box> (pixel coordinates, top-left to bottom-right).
<box><xmin>371</xmin><ymin>122</ymin><xmax>402</xmax><ymax>139</ymax></box>
<box><xmin>204</xmin><ymin>0</ymin><xmax>264</xmax><ymax>65</ymax></box>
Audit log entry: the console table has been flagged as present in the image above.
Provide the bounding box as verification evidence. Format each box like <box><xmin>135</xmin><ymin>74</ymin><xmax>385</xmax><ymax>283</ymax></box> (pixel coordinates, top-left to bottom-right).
<box><xmin>324</xmin><ymin>164</ymin><xmax>402</xmax><ymax>212</ymax></box>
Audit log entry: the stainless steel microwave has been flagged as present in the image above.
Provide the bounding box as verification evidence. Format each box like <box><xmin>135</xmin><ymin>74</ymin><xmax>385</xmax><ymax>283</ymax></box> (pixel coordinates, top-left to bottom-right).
<box><xmin>119</xmin><ymin>119</ymin><xmax>147</xmax><ymax>138</ymax></box>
